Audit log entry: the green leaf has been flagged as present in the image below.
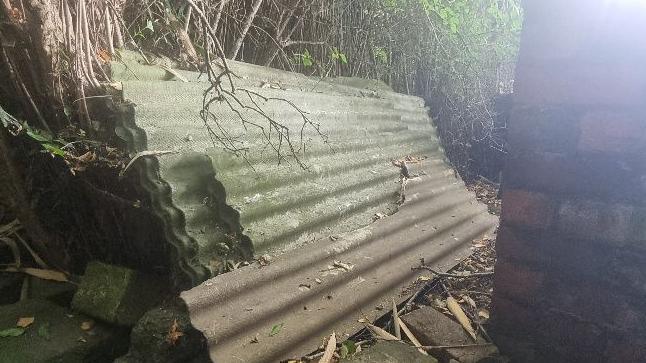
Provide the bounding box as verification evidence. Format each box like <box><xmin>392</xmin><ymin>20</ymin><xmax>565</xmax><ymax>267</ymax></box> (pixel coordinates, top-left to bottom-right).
<box><xmin>145</xmin><ymin>19</ymin><xmax>154</xmax><ymax>33</ymax></box>
<box><xmin>37</xmin><ymin>323</ymin><xmax>51</xmax><ymax>341</ymax></box>
<box><xmin>302</xmin><ymin>49</ymin><xmax>313</xmax><ymax>67</ymax></box>
<box><xmin>340</xmin><ymin>340</ymin><xmax>357</xmax><ymax>357</ymax></box>
<box><xmin>0</xmin><ymin>327</ymin><xmax>25</xmax><ymax>337</ymax></box>
<box><xmin>26</xmin><ymin>129</ymin><xmax>50</xmax><ymax>143</ymax></box>
<box><xmin>269</xmin><ymin>323</ymin><xmax>283</xmax><ymax>336</ymax></box>
<box><xmin>43</xmin><ymin>143</ymin><xmax>65</xmax><ymax>157</ymax></box>
<box><xmin>339</xmin><ymin>53</ymin><xmax>348</xmax><ymax>64</ymax></box>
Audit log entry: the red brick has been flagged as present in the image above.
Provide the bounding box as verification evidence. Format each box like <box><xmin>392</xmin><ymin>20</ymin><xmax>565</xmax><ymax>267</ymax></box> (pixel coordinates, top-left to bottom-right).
<box><xmin>537</xmin><ymin>313</ymin><xmax>607</xmax><ymax>362</ymax></box>
<box><xmin>520</xmin><ymin>1</ymin><xmax>646</xmax><ymax>64</ymax></box>
<box><xmin>542</xmin><ymin>278</ymin><xmax>646</xmax><ymax>335</ymax></box>
<box><xmin>578</xmin><ymin>110</ymin><xmax>646</xmax><ymax>154</ymax></box>
<box><xmin>501</xmin><ymin>189</ymin><xmax>556</xmax><ymax>229</ymax></box>
<box><xmin>505</xmin><ymin>152</ymin><xmax>646</xmax><ymax>205</ymax></box>
<box><xmin>514</xmin><ymin>61</ymin><xmax>646</xmax><ymax>107</ymax></box>
<box><xmin>493</xmin><ymin>259</ymin><xmax>544</xmax><ymax>304</ymax></box>
<box><xmin>558</xmin><ymin>199</ymin><xmax>634</xmax><ymax>246</ymax></box>
<box><xmin>491</xmin><ymin>294</ymin><xmax>537</xmax><ymax>333</ymax></box>
<box><xmin>495</xmin><ymin>226</ymin><xmax>544</xmax><ymax>265</ymax></box>
<box><xmin>507</xmin><ymin>107</ymin><xmax>580</xmax><ymax>154</ymax></box>
<box><xmin>504</xmin><ymin>152</ymin><xmax>576</xmax><ymax>192</ymax></box>
<box><xmin>606</xmin><ymin>337</ymin><xmax>646</xmax><ymax>363</ymax></box>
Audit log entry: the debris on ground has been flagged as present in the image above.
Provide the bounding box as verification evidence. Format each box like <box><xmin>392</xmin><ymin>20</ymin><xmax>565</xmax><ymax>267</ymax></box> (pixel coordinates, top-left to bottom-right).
<box><xmin>0</xmin><ymin>299</ymin><xmax>129</xmax><ymax>362</ymax></box>
<box><xmin>467</xmin><ymin>178</ymin><xmax>501</xmax><ymax>215</ymax></box>
<box><xmin>288</xmin><ymin>233</ymin><xmax>501</xmax><ymax>363</ymax></box>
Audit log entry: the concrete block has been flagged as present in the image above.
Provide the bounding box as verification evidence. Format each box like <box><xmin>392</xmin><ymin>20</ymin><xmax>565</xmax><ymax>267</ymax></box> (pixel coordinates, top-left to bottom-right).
<box><xmin>340</xmin><ymin>340</ymin><xmax>437</xmax><ymax>363</ymax></box>
<box><xmin>71</xmin><ymin>261</ymin><xmax>164</xmax><ymax>326</ymax></box>
<box><xmin>0</xmin><ymin>299</ymin><xmax>128</xmax><ymax>363</ymax></box>
<box><xmin>400</xmin><ymin>306</ymin><xmax>498</xmax><ymax>363</ymax></box>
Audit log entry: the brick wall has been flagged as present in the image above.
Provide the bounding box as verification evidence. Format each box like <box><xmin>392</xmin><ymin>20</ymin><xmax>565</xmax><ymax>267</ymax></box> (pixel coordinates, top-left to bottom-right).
<box><xmin>491</xmin><ymin>1</ymin><xmax>646</xmax><ymax>362</ymax></box>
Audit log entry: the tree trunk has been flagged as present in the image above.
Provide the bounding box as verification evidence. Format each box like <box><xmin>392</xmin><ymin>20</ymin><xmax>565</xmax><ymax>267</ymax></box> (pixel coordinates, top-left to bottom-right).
<box><xmin>228</xmin><ymin>0</ymin><xmax>263</xmax><ymax>60</ymax></box>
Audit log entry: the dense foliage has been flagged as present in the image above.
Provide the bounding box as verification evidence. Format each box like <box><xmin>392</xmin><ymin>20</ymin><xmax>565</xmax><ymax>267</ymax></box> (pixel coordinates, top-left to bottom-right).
<box><xmin>125</xmin><ymin>0</ymin><xmax>523</xmax><ymax>178</ymax></box>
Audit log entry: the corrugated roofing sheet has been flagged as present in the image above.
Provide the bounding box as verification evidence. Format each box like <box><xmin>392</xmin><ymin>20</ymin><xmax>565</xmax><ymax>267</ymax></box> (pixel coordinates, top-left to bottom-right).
<box><xmin>181</xmin><ymin>161</ymin><xmax>497</xmax><ymax>362</ymax></box>
<box><xmin>112</xmin><ymin>52</ymin><xmax>459</xmax><ymax>287</ymax></box>
<box><xmin>112</xmin><ymin>53</ymin><xmax>497</xmax><ymax>361</ymax></box>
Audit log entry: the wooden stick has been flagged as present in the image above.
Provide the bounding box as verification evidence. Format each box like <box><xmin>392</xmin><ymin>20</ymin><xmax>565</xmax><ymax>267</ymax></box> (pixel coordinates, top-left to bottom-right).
<box><xmin>420</xmin><ymin>342</ymin><xmax>494</xmax><ymax>350</ymax></box>
<box><xmin>413</xmin><ymin>265</ymin><xmax>494</xmax><ymax>278</ymax></box>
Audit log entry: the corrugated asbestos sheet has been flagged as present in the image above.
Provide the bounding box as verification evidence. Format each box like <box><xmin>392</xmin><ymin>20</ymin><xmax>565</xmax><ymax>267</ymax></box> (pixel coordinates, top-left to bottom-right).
<box><xmin>112</xmin><ymin>52</ymin><xmax>497</xmax><ymax>361</ymax></box>
<box><xmin>182</xmin><ymin>162</ymin><xmax>497</xmax><ymax>362</ymax></box>
<box><xmin>112</xmin><ymin>51</ymin><xmax>452</xmax><ymax>286</ymax></box>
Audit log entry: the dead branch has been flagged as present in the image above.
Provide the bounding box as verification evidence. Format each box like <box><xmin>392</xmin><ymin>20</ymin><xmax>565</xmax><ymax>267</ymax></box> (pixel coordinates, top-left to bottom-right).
<box><xmin>412</xmin><ymin>265</ymin><xmax>494</xmax><ymax>278</ymax></box>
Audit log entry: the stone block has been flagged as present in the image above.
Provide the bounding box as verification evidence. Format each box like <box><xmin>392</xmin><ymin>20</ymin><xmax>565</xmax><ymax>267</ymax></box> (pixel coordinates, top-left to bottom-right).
<box><xmin>500</xmin><ymin>190</ymin><xmax>556</xmax><ymax>229</ymax></box>
<box><xmin>0</xmin><ymin>299</ymin><xmax>128</xmax><ymax>363</ymax></box>
<box><xmin>400</xmin><ymin>306</ymin><xmax>497</xmax><ymax>363</ymax></box>
<box><xmin>71</xmin><ymin>261</ymin><xmax>164</xmax><ymax>326</ymax></box>
<box><xmin>340</xmin><ymin>340</ymin><xmax>437</xmax><ymax>363</ymax></box>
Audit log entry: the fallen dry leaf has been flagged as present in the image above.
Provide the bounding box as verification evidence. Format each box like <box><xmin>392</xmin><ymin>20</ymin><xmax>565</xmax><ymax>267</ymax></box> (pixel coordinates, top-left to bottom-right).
<box><xmin>398</xmin><ymin>316</ymin><xmax>428</xmax><ymax>355</ymax></box>
<box><xmin>392</xmin><ymin>299</ymin><xmax>401</xmax><ymax>339</ymax></box>
<box><xmin>478</xmin><ymin>309</ymin><xmax>490</xmax><ymax>320</ymax></box>
<box><xmin>16</xmin><ymin>317</ymin><xmax>34</xmax><ymax>328</ymax></box>
<box><xmin>80</xmin><ymin>320</ymin><xmax>95</xmax><ymax>331</ymax></box>
<box><xmin>446</xmin><ymin>296</ymin><xmax>477</xmax><ymax>340</ymax></box>
<box><xmin>318</xmin><ymin>332</ymin><xmax>336</xmax><ymax>363</ymax></box>
<box><xmin>366</xmin><ymin>324</ymin><xmax>399</xmax><ymax>341</ymax></box>
<box><xmin>2</xmin><ymin>267</ymin><xmax>67</xmax><ymax>282</ymax></box>
<box><xmin>166</xmin><ymin>319</ymin><xmax>184</xmax><ymax>345</ymax></box>
<box><xmin>97</xmin><ymin>49</ymin><xmax>111</xmax><ymax>64</ymax></box>
<box><xmin>332</xmin><ymin>260</ymin><xmax>354</xmax><ymax>271</ymax></box>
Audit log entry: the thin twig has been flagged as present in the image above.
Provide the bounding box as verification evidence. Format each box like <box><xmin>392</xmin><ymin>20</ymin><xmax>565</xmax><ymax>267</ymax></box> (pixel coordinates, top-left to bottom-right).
<box><xmin>412</xmin><ymin>265</ymin><xmax>494</xmax><ymax>278</ymax></box>
<box><xmin>420</xmin><ymin>342</ymin><xmax>494</xmax><ymax>350</ymax></box>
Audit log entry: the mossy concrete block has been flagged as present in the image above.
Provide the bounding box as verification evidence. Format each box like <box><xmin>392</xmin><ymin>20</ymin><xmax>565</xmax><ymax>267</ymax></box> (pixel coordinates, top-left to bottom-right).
<box><xmin>71</xmin><ymin>261</ymin><xmax>164</xmax><ymax>326</ymax></box>
<box><xmin>0</xmin><ymin>299</ymin><xmax>128</xmax><ymax>363</ymax></box>
<box><xmin>341</xmin><ymin>341</ymin><xmax>438</xmax><ymax>363</ymax></box>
